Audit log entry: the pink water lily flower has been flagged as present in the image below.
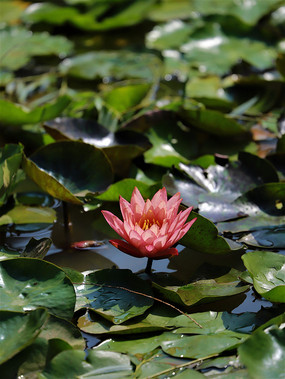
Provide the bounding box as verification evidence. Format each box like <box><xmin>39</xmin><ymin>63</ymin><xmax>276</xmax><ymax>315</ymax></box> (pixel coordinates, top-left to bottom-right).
<box><xmin>102</xmin><ymin>187</ymin><xmax>196</xmax><ymax>260</ymax></box>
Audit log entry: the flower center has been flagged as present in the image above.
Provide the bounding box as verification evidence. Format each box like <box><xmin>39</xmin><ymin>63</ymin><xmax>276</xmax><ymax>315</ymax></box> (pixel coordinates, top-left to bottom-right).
<box><xmin>140</xmin><ymin>218</ymin><xmax>160</xmax><ymax>231</ymax></box>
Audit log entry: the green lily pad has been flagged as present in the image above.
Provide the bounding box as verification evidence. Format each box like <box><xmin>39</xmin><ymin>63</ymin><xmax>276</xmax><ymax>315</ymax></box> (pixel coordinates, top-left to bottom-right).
<box><xmin>103</xmin><ymin>82</ymin><xmax>152</xmax><ymax>114</ymax></box>
<box><xmin>181</xmin><ymin>211</ymin><xmax>242</xmax><ymax>254</ymax></box>
<box><xmin>75</xmin><ymin>268</ymin><xmax>154</xmax><ymax>324</ymax></box>
<box><xmin>0</xmin><ymin>27</ymin><xmax>73</xmax><ymax>71</ymax></box>
<box><xmin>0</xmin><ymin>313</ymin><xmax>85</xmax><ymax>378</ymax></box>
<box><xmin>23</xmin><ymin>141</ymin><xmax>113</xmax><ymax>204</ymax></box>
<box><xmin>0</xmin><ymin>205</ymin><xmax>56</xmax><ymax>225</ymax></box>
<box><xmin>161</xmin><ymin>333</ymin><xmax>245</xmax><ymax>359</ymax></box>
<box><xmin>60</xmin><ymin>51</ymin><xmax>161</xmax><ymax>80</ymax></box>
<box><xmin>152</xmin><ymin>269</ymin><xmax>249</xmax><ymax>307</ymax></box>
<box><xmin>23</xmin><ymin>0</ymin><xmax>154</xmax><ymax>31</ymax></box>
<box><xmin>0</xmin><ymin>144</ymin><xmax>23</xmax><ymax>206</ymax></box>
<box><xmin>180</xmin><ymin>23</ymin><xmax>277</xmax><ymax>75</ymax></box>
<box><xmin>41</xmin><ymin>349</ymin><xmax>133</xmax><ymax>378</ymax></box>
<box><xmin>43</xmin><ymin>117</ymin><xmax>150</xmax><ymax>177</ymax></box>
<box><xmin>0</xmin><ymin>96</ymin><xmax>70</xmax><ymax>126</ymax></box>
<box><xmin>0</xmin><ymin>258</ymin><xmax>76</xmax><ymax>318</ymax></box>
<box><xmin>242</xmin><ymin>251</ymin><xmax>285</xmax><ymax>303</ymax></box>
<box><xmin>95</xmin><ymin>179</ymin><xmax>159</xmax><ymax>202</ymax></box>
<box><xmin>0</xmin><ymin>309</ymin><xmax>48</xmax><ymax>364</ymax></box>
<box><xmin>178</xmin><ymin>100</ymin><xmax>248</xmax><ymax>137</ymax></box>
<box><xmin>192</xmin><ymin>0</ymin><xmax>283</xmax><ymax>25</ymax></box>
<box><xmin>238</xmin><ymin>326</ymin><xmax>285</xmax><ymax>379</ymax></box>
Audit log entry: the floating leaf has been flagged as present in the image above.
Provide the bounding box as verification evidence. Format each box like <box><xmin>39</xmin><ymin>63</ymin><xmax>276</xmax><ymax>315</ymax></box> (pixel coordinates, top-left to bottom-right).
<box><xmin>0</xmin><ymin>97</ymin><xmax>70</xmax><ymax>126</ymax></box>
<box><xmin>23</xmin><ymin>141</ymin><xmax>113</xmax><ymax>204</ymax></box>
<box><xmin>0</xmin><ymin>309</ymin><xmax>48</xmax><ymax>365</ymax></box>
<box><xmin>181</xmin><ymin>211</ymin><xmax>242</xmax><ymax>254</ymax></box>
<box><xmin>178</xmin><ymin>100</ymin><xmax>248</xmax><ymax>137</ymax></box>
<box><xmin>152</xmin><ymin>269</ymin><xmax>249</xmax><ymax>307</ymax></box>
<box><xmin>60</xmin><ymin>51</ymin><xmax>161</xmax><ymax>80</ymax></box>
<box><xmin>0</xmin><ymin>205</ymin><xmax>56</xmax><ymax>225</ymax></box>
<box><xmin>238</xmin><ymin>326</ymin><xmax>285</xmax><ymax>379</ymax></box>
<box><xmin>0</xmin><ymin>27</ymin><xmax>73</xmax><ymax>70</ymax></box>
<box><xmin>0</xmin><ymin>258</ymin><xmax>76</xmax><ymax>318</ymax></box>
<box><xmin>242</xmin><ymin>251</ymin><xmax>285</xmax><ymax>303</ymax></box>
<box><xmin>161</xmin><ymin>333</ymin><xmax>245</xmax><ymax>359</ymax></box>
<box><xmin>41</xmin><ymin>349</ymin><xmax>133</xmax><ymax>378</ymax></box>
<box><xmin>44</xmin><ymin>117</ymin><xmax>150</xmax><ymax>177</ymax></box>
<box><xmin>75</xmin><ymin>268</ymin><xmax>154</xmax><ymax>324</ymax></box>
<box><xmin>95</xmin><ymin>179</ymin><xmax>159</xmax><ymax>202</ymax></box>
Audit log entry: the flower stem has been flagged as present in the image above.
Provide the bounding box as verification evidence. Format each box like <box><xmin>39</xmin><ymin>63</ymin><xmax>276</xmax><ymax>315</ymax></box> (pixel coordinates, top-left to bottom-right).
<box><xmin>145</xmin><ymin>258</ymin><xmax>153</xmax><ymax>274</ymax></box>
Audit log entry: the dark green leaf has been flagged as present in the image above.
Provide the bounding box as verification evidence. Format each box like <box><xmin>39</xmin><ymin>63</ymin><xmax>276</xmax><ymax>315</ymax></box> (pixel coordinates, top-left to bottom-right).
<box><xmin>0</xmin><ymin>309</ymin><xmax>48</xmax><ymax>364</ymax></box>
<box><xmin>238</xmin><ymin>326</ymin><xmax>285</xmax><ymax>379</ymax></box>
<box><xmin>75</xmin><ymin>268</ymin><xmax>154</xmax><ymax>324</ymax></box>
<box><xmin>23</xmin><ymin>141</ymin><xmax>113</xmax><ymax>204</ymax></box>
<box><xmin>0</xmin><ymin>258</ymin><xmax>76</xmax><ymax>318</ymax></box>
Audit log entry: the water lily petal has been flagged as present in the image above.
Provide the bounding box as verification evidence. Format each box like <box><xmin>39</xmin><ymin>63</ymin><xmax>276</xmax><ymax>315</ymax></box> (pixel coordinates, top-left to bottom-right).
<box><xmin>131</xmin><ymin>187</ymin><xmax>145</xmax><ymax>215</ymax></box>
<box><xmin>119</xmin><ymin>196</ymin><xmax>133</xmax><ymax>224</ymax></box>
<box><xmin>101</xmin><ymin>211</ymin><xmax>127</xmax><ymax>239</ymax></box>
<box><xmin>109</xmin><ymin>239</ymin><xmax>144</xmax><ymax>258</ymax></box>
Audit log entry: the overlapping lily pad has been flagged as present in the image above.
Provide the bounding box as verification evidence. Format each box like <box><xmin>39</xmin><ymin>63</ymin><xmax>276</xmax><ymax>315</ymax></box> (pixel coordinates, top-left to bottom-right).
<box><xmin>0</xmin><ymin>309</ymin><xmax>48</xmax><ymax>364</ymax></box>
<box><xmin>23</xmin><ymin>141</ymin><xmax>113</xmax><ymax>204</ymax></box>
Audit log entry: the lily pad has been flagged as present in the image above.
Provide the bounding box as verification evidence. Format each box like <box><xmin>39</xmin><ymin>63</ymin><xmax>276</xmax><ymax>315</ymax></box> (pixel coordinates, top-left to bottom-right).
<box><xmin>217</xmin><ymin>183</ymin><xmax>285</xmax><ymax>233</ymax></box>
<box><xmin>180</xmin><ymin>23</ymin><xmax>277</xmax><ymax>75</ymax></box>
<box><xmin>95</xmin><ymin>179</ymin><xmax>159</xmax><ymax>202</ymax></box>
<box><xmin>43</xmin><ymin>117</ymin><xmax>150</xmax><ymax>177</ymax></box>
<box><xmin>192</xmin><ymin>0</ymin><xmax>283</xmax><ymax>25</ymax></box>
<box><xmin>238</xmin><ymin>326</ymin><xmax>285</xmax><ymax>379</ymax></box>
<box><xmin>178</xmin><ymin>100</ymin><xmax>248</xmax><ymax>137</ymax></box>
<box><xmin>164</xmin><ymin>152</ymin><xmax>278</xmax><ymax>223</ymax></box>
<box><xmin>181</xmin><ymin>211</ymin><xmax>242</xmax><ymax>254</ymax></box>
<box><xmin>23</xmin><ymin>141</ymin><xmax>113</xmax><ymax>204</ymax></box>
<box><xmin>0</xmin><ymin>309</ymin><xmax>48</xmax><ymax>364</ymax></box>
<box><xmin>0</xmin><ymin>27</ymin><xmax>73</xmax><ymax>71</ymax></box>
<box><xmin>238</xmin><ymin>226</ymin><xmax>285</xmax><ymax>249</ymax></box>
<box><xmin>0</xmin><ymin>205</ymin><xmax>56</xmax><ymax>225</ymax></box>
<box><xmin>0</xmin><ymin>144</ymin><xmax>23</xmax><ymax>206</ymax></box>
<box><xmin>75</xmin><ymin>268</ymin><xmax>154</xmax><ymax>324</ymax></box>
<box><xmin>23</xmin><ymin>0</ymin><xmax>155</xmax><ymax>31</ymax></box>
<box><xmin>161</xmin><ymin>333</ymin><xmax>245</xmax><ymax>359</ymax></box>
<box><xmin>0</xmin><ymin>258</ymin><xmax>76</xmax><ymax>318</ymax></box>
<box><xmin>152</xmin><ymin>269</ymin><xmax>249</xmax><ymax>307</ymax></box>
<box><xmin>0</xmin><ymin>97</ymin><xmax>70</xmax><ymax>126</ymax></box>
<box><xmin>242</xmin><ymin>251</ymin><xmax>285</xmax><ymax>303</ymax></box>
<box><xmin>41</xmin><ymin>349</ymin><xmax>133</xmax><ymax>378</ymax></box>
<box><xmin>60</xmin><ymin>51</ymin><xmax>161</xmax><ymax>80</ymax></box>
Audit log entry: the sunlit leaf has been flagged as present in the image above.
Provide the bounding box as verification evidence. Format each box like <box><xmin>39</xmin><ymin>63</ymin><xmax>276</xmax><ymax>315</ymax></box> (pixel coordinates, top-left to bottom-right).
<box><xmin>40</xmin><ymin>349</ymin><xmax>133</xmax><ymax>378</ymax></box>
<box><xmin>0</xmin><ymin>27</ymin><xmax>73</xmax><ymax>70</ymax></box>
<box><xmin>242</xmin><ymin>251</ymin><xmax>285</xmax><ymax>303</ymax></box>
